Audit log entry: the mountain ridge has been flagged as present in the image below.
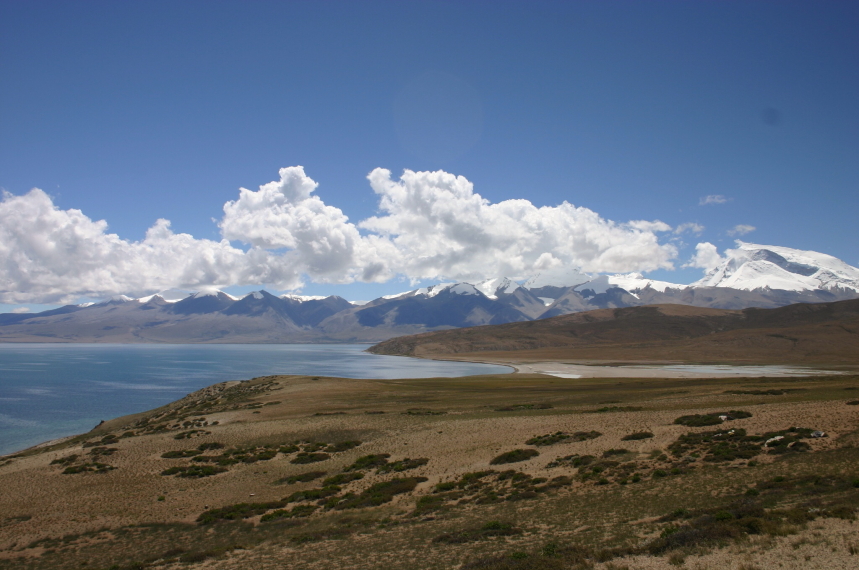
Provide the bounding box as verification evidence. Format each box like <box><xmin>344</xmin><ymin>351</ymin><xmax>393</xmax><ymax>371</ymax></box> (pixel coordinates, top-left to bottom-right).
<box><xmin>1</xmin><ymin>243</ymin><xmax>857</xmax><ymax>343</ymax></box>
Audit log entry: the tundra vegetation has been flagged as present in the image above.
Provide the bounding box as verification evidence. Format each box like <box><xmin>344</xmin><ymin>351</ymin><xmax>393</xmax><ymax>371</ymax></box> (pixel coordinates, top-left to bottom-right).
<box><xmin>0</xmin><ymin>372</ymin><xmax>858</xmax><ymax>570</ymax></box>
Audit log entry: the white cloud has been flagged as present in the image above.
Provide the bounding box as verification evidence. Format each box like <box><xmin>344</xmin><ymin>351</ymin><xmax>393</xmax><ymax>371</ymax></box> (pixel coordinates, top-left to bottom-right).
<box><xmin>11</xmin><ymin>306</ymin><xmax>30</xmax><ymax>313</ymax></box>
<box><xmin>684</xmin><ymin>242</ymin><xmax>724</xmax><ymax>270</ymax></box>
<box><xmin>0</xmin><ymin>167</ymin><xmax>683</xmax><ymax>303</ymax></box>
<box><xmin>700</xmin><ymin>194</ymin><xmax>728</xmax><ymax>205</ymax></box>
<box><xmin>727</xmin><ymin>224</ymin><xmax>756</xmax><ymax>236</ymax></box>
<box><xmin>219</xmin><ymin>166</ymin><xmax>396</xmax><ymax>282</ymax></box>
<box><xmin>0</xmin><ymin>188</ymin><xmax>299</xmax><ymax>304</ymax></box>
<box><xmin>674</xmin><ymin>222</ymin><xmax>704</xmax><ymax>235</ymax></box>
<box><xmin>360</xmin><ymin>168</ymin><xmax>677</xmax><ymax>280</ymax></box>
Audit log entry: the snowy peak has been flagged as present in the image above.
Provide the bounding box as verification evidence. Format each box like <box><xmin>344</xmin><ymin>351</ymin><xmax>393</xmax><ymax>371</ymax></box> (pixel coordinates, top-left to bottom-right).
<box><xmin>473</xmin><ymin>277</ymin><xmax>520</xmax><ymax>299</ymax></box>
<box><xmin>280</xmin><ymin>293</ymin><xmax>329</xmax><ymax>302</ymax></box>
<box><xmin>695</xmin><ymin>242</ymin><xmax>859</xmax><ymax>293</ymax></box>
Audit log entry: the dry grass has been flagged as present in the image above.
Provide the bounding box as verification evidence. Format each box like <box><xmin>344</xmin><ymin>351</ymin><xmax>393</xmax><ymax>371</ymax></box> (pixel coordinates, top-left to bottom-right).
<box><xmin>1</xmin><ymin>370</ymin><xmax>858</xmax><ymax>570</ymax></box>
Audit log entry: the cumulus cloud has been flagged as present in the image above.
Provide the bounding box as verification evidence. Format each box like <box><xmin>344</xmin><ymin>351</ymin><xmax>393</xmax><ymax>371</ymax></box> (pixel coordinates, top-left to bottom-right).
<box><xmin>727</xmin><ymin>224</ymin><xmax>756</xmax><ymax>236</ymax></box>
<box><xmin>700</xmin><ymin>194</ymin><xmax>728</xmax><ymax>205</ymax></box>
<box><xmin>360</xmin><ymin>168</ymin><xmax>677</xmax><ymax>280</ymax></box>
<box><xmin>219</xmin><ymin>166</ymin><xmax>395</xmax><ymax>282</ymax></box>
<box><xmin>674</xmin><ymin>222</ymin><xmax>704</xmax><ymax>235</ymax></box>
<box><xmin>11</xmin><ymin>307</ymin><xmax>30</xmax><ymax>313</ymax></box>
<box><xmin>684</xmin><ymin>242</ymin><xmax>725</xmax><ymax>270</ymax></box>
<box><xmin>0</xmin><ymin>188</ymin><xmax>298</xmax><ymax>303</ymax></box>
<box><xmin>1</xmin><ymin>167</ymin><xmax>683</xmax><ymax>303</ymax></box>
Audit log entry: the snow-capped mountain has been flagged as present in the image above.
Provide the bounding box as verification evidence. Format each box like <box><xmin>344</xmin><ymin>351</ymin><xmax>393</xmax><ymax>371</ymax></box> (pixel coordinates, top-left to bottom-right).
<box><xmin>2</xmin><ymin>243</ymin><xmax>857</xmax><ymax>343</ymax></box>
<box><xmin>695</xmin><ymin>242</ymin><xmax>859</xmax><ymax>293</ymax></box>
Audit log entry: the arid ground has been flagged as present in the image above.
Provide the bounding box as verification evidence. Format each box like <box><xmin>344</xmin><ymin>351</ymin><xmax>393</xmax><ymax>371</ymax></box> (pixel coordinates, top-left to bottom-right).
<box><xmin>1</xmin><ymin>365</ymin><xmax>858</xmax><ymax>570</ymax></box>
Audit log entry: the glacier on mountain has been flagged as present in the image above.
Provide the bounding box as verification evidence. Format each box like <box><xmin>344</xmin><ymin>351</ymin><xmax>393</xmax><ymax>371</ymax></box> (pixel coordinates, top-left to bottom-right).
<box><xmin>694</xmin><ymin>242</ymin><xmax>859</xmax><ymax>293</ymax></box>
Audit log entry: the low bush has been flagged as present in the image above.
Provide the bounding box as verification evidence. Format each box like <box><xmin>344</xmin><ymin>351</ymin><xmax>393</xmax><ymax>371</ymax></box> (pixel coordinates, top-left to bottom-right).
<box><xmin>277</xmin><ymin>471</ymin><xmax>326</xmax><ymax>485</ymax></box>
<box><xmin>490</xmin><ymin>449</ymin><xmax>539</xmax><ymax>465</ymax></box>
<box><xmin>161</xmin><ymin>449</ymin><xmax>201</xmax><ymax>459</ymax></box>
<box><xmin>323</xmin><ymin>472</ymin><xmax>364</xmax><ymax>486</ymax></box>
<box><xmin>286</xmin><ymin>485</ymin><xmax>341</xmax><ymax>503</ymax></box>
<box><xmin>525</xmin><ymin>430</ymin><xmax>601</xmax><ymax>446</ymax></box>
<box><xmin>196</xmin><ymin>501</ymin><xmax>285</xmax><ymax>524</ymax></box>
<box><xmin>602</xmin><ymin>449</ymin><xmax>630</xmax><ymax>457</ymax></box>
<box><xmin>332</xmin><ymin>477</ymin><xmax>428</xmax><ymax>510</ymax></box>
<box><xmin>161</xmin><ymin>465</ymin><xmax>226</xmax><ymax>478</ymax></box>
<box><xmin>674</xmin><ymin>411</ymin><xmax>752</xmax><ymax>427</ymax></box>
<box><xmin>325</xmin><ymin>440</ymin><xmax>362</xmax><ymax>453</ymax></box>
<box><xmin>291</xmin><ymin>452</ymin><xmax>330</xmax><ymax>465</ymax></box>
<box><xmin>62</xmin><ymin>462</ymin><xmax>115</xmax><ymax>474</ymax></box>
<box><xmin>344</xmin><ymin>454</ymin><xmax>390</xmax><ymax>471</ymax></box>
<box><xmin>621</xmin><ymin>432</ymin><xmax>654</xmax><ymax>441</ymax></box>
<box><xmin>433</xmin><ymin>521</ymin><xmax>522</xmax><ymax>544</ymax></box>
<box><xmin>260</xmin><ymin>504</ymin><xmax>317</xmax><ymax>521</ymax></box>
<box><xmin>495</xmin><ymin>404</ymin><xmax>552</xmax><ymax>412</ymax></box>
<box><xmin>377</xmin><ymin>458</ymin><xmax>428</xmax><ymax>473</ymax></box>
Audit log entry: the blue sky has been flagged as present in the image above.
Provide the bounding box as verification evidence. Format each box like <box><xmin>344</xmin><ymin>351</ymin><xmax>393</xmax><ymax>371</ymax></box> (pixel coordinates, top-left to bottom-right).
<box><xmin>1</xmin><ymin>0</ymin><xmax>857</xmax><ymax>311</ymax></box>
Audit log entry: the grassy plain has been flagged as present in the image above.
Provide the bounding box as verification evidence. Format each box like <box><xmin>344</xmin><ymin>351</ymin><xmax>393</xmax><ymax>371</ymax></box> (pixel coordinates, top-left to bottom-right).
<box><xmin>1</xmin><ymin>370</ymin><xmax>859</xmax><ymax>570</ymax></box>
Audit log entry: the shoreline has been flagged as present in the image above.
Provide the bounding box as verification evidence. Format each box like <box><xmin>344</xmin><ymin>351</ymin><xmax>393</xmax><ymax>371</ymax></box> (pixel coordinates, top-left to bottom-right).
<box><xmin>4</xmin><ymin>355</ymin><xmax>851</xmax><ymax>459</ymax></box>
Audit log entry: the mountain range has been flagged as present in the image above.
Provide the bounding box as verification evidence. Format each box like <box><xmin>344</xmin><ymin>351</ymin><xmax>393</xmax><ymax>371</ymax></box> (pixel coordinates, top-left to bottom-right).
<box><xmin>2</xmin><ymin>242</ymin><xmax>858</xmax><ymax>343</ymax></box>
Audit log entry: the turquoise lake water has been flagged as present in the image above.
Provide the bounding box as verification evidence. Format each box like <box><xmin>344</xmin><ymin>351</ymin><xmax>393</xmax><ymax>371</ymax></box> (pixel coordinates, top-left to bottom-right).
<box><xmin>0</xmin><ymin>344</ymin><xmax>511</xmax><ymax>455</ymax></box>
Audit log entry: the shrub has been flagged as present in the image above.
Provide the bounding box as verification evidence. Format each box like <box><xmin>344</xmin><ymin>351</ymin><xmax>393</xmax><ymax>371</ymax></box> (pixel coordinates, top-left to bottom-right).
<box><xmin>332</xmin><ymin>477</ymin><xmax>427</xmax><ymax>510</ymax></box>
<box><xmin>344</xmin><ymin>454</ymin><xmax>390</xmax><ymax>471</ymax></box>
<box><xmin>278</xmin><ymin>471</ymin><xmax>326</xmax><ymax>484</ymax></box>
<box><xmin>490</xmin><ymin>449</ymin><xmax>539</xmax><ymax>465</ymax></box>
<box><xmin>325</xmin><ymin>440</ymin><xmax>362</xmax><ymax>453</ymax></box>
<box><xmin>286</xmin><ymin>485</ymin><xmax>342</xmax><ymax>503</ymax></box>
<box><xmin>675</xmin><ymin>411</ymin><xmax>752</xmax><ymax>426</ymax></box>
<box><xmin>602</xmin><ymin>449</ymin><xmax>630</xmax><ymax>457</ymax></box>
<box><xmin>622</xmin><ymin>432</ymin><xmax>654</xmax><ymax>441</ymax></box>
<box><xmin>323</xmin><ymin>472</ymin><xmax>364</xmax><ymax>486</ymax></box>
<box><xmin>196</xmin><ymin>501</ymin><xmax>285</xmax><ymax>524</ymax></box>
<box><xmin>495</xmin><ymin>404</ymin><xmax>552</xmax><ymax>411</ymax></box>
<box><xmin>260</xmin><ymin>504</ymin><xmax>317</xmax><ymax>521</ymax></box>
<box><xmin>377</xmin><ymin>458</ymin><xmax>429</xmax><ymax>473</ymax></box>
<box><xmin>526</xmin><ymin>430</ymin><xmax>601</xmax><ymax>446</ymax></box>
<box><xmin>161</xmin><ymin>449</ymin><xmax>201</xmax><ymax>459</ymax></box>
<box><xmin>291</xmin><ymin>452</ymin><xmax>330</xmax><ymax>464</ymax></box>
<box><xmin>161</xmin><ymin>465</ymin><xmax>226</xmax><ymax>478</ymax></box>
<box><xmin>62</xmin><ymin>462</ymin><xmax>115</xmax><ymax>474</ymax></box>
<box><xmin>433</xmin><ymin>521</ymin><xmax>521</xmax><ymax>543</ymax></box>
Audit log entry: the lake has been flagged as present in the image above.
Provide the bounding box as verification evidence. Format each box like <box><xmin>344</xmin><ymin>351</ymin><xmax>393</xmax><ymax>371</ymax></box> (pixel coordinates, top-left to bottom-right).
<box><xmin>0</xmin><ymin>344</ymin><xmax>511</xmax><ymax>456</ymax></box>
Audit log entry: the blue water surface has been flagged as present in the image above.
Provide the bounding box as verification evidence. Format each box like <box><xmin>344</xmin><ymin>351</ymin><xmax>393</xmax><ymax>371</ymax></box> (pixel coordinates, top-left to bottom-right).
<box><xmin>0</xmin><ymin>344</ymin><xmax>510</xmax><ymax>455</ymax></box>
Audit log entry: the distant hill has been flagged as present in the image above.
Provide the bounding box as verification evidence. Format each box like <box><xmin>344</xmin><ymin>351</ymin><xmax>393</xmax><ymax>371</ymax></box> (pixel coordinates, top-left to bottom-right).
<box><xmin>1</xmin><ymin>243</ymin><xmax>857</xmax><ymax>343</ymax></box>
<box><xmin>368</xmin><ymin>298</ymin><xmax>859</xmax><ymax>366</ymax></box>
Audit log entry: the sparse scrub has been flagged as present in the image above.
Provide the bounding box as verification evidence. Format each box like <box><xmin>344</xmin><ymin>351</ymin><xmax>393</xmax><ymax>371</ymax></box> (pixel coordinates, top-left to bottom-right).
<box><xmin>490</xmin><ymin>449</ymin><xmax>539</xmax><ymax>465</ymax></box>
<box><xmin>526</xmin><ymin>430</ymin><xmax>601</xmax><ymax>446</ymax></box>
<box><xmin>674</xmin><ymin>410</ymin><xmax>752</xmax><ymax>426</ymax></box>
<box><xmin>325</xmin><ymin>440</ymin><xmax>362</xmax><ymax>452</ymax></box>
<box><xmin>277</xmin><ymin>471</ymin><xmax>326</xmax><ymax>485</ymax></box>
<box><xmin>495</xmin><ymin>404</ymin><xmax>552</xmax><ymax>411</ymax></box>
<box><xmin>433</xmin><ymin>521</ymin><xmax>522</xmax><ymax>544</ymax></box>
<box><xmin>196</xmin><ymin>501</ymin><xmax>286</xmax><ymax>524</ymax></box>
<box><xmin>344</xmin><ymin>453</ymin><xmax>390</xmax><ymax>471</ymax></box>
<box><xmin>323</xmin><ymin>472</ymin><xmax>364</xmax><ymax>486</ymax></box>
<box><xmin>377</xmin><ymin>457</ymin><xmax>428</xmax><ymax>473</ymax></box>
<box><xmin>621</xmin><ymin>431</ymin><xmax>654</xmax><ymax>441</ymax></box>
<box><xmin>290</xmin><ymin>452</ymin><xmax>330</xmax><ymax>464</ymax></box>
<box><xmin>331</xmin><ymin>477</ymin><xmax>428</xmax><ymax>510</ymax></box>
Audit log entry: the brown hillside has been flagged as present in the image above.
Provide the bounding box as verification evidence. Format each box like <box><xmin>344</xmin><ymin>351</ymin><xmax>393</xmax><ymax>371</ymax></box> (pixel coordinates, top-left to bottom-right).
<box><xmin>368</xmin><ymin>299</ymin><xmax>859</xmax><ymax>365</ymax></box>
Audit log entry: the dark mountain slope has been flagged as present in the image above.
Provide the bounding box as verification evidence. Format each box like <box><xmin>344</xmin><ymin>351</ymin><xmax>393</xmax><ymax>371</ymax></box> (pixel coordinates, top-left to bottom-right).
<box><xmin>368</xmin><ymin>298</ymin><xmax>859</xmax><ymax>365</ymax></box>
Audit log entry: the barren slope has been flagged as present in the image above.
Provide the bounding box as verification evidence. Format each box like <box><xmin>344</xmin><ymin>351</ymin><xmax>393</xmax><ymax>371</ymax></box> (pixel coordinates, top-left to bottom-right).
<box><xmin>369</xmin><ymin>299</ymin><xmax>859</xmax><ymax>365</ymax></box>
